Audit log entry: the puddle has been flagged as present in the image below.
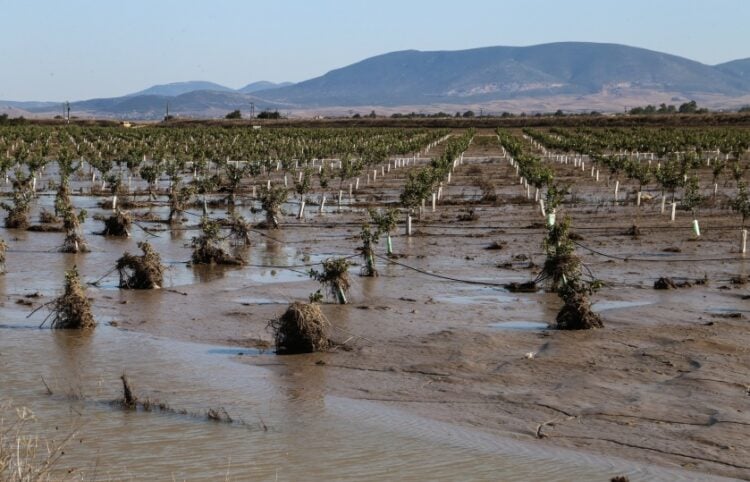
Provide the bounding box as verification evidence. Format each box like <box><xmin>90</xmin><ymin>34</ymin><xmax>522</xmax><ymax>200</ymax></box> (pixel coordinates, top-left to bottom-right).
<box><xmin>489</xmin><ymin>321</ymin><xmax>549</xmax><ymax>330</ymax></box>
<box><xmin>442</xmin><ymin>287</ymin><xmax>521</xmax><ymax>305</ymax></box>
<box><xmin>591</xmin><ymin>299</ymin><xmax>656</xmax><ymax>312</ymax></box>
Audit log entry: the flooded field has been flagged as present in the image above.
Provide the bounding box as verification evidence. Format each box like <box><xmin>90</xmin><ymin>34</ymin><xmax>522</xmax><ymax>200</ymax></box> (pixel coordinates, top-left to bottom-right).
<box><xmin>1</xmin><ymin>127</ymin><xmax>749</xmax><ymax>480</ymax></box>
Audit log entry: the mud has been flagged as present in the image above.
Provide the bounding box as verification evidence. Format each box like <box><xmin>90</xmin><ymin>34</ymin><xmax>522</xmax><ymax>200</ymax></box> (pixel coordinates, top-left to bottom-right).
<box><xmin>1</xmin><ymin>132</ymin><xmax>749</xmax><ymax>479</ymax></box>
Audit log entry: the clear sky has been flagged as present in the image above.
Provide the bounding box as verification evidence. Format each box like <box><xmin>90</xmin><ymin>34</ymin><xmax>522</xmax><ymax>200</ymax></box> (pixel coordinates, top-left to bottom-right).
<box><xmin>1</xmin><ymin>0</ymin><xmax>749</xmax><ymax>101</ymax></box>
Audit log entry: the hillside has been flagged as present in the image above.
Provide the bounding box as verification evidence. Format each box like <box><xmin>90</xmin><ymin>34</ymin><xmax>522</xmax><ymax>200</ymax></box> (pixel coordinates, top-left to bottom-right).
<box><xmin>125</xmin><ymin>81</ymin><xmax>235</xmax><ymax>97</ymax></box>
<box><xmin>716</xmin><ymin>58</ymin><xmax>750</xmax><ymax>80</ymax></box>
<box><xmin>257</xmin><ymin>42</ymin><xmax>750</xmax><ymax>106</ymax></box>
<box><xmin>8</xmin><ymin>42</ymin><xmax>750</xmax><ymax>118</ymax></box>
<box><xmin>237</xmin><ymin>81</ymin><xmax>294</xmax><ymax>94</ymax></box>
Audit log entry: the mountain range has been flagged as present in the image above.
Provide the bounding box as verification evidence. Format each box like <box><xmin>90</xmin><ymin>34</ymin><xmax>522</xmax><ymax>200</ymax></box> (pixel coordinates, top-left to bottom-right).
<box><xmin>4</xmin><ymin>42</ymin><xmax>750</xmax><ymax>119</ymax></box>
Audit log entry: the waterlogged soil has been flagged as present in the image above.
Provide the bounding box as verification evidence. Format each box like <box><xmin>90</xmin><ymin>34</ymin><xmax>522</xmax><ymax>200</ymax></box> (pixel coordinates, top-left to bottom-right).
<box><xmin>2</xmin><ymin>132</ymin><xmax>750</xmax><ymax>480</ymax></box>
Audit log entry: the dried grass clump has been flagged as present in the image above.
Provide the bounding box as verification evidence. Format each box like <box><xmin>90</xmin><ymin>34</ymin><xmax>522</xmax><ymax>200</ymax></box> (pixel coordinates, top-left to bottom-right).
<box><xmin>654</xmin><ymin>277</ymin><xmax>678</xmax><ymax>289</ymax></box>
<box><xmin>269</xmin><ymin>302</ymin><xmax>330</xmax><ymax>354</ymax></box>
<box><xmin>191</xmin><ymin>243</ymin><xmax>243</xmax><ymax>266</ymax></box>
<box><xmin>46</xmin><ymin>267</ymin><xmax>95</xmax><ymax>329</ymax></box>
<box><xmin>457</xmin><ymin>208</ymin><xmax>480</xmax><ymax>221</ymax></box>
<box><xmin>39</xmin><ymin>209</ymin><xmax>60</xmax><ymax>224</ymax></box>
<box><xmin>101</xmin><ymin>210</ymin><xmax>132</xmax><ymax>237</ymax></box>
<box><xmin>116</xmin><ymin>242</ymin><xmax>164</xmax><ymax>289</ymax></box>
<box><xmin>4</xmin><ymin>209</ymin><xmax>30</xmax><ymax>230</ymax></box>
<box><xmin>474</xmin><ymin>177</ymin><xmax>497</xmax><ymax>202</ymax></box>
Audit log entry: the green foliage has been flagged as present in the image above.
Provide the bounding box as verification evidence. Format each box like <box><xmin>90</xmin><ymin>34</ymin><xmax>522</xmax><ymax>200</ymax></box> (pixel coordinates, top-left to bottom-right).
<box><xmin>732</xmin><ymin>181</ymin><xmax>750</xmax><ymax>228</ymax></box>
<box><xmin>294</xmin><ymin>167</ymin><xmax>312</xmax><ymax>197</ymax></box>
<box><xmin>225</xmin><ymin>110</ymin><xmax>242</xmax><ymax>119</ymax></box>
<box><xmin>259</xmin><ymin>184</ymin><xmax>288</xmax><ymax>229</ymax></box>
<box><xmin>625</xmin><ymin>159</ymin><xmax>652</xmax><ymax>188</ymax></box>
<box><xmin>681</xmin><ymin>175</ymin><xmax>703</xmax><ymax>215</ymax></box>
<box><xmin>308</xmin><ymin>290</ymin><xmax>324</xmax><ymax>303</ymax></box>
<box><xmin>654</xmin><ymin>158</ymin><xmax>684</xmax><ymax>199</ymax></box>
<box><xmin>359</xmin><ymin>222</ymin><xmax>378</xmax><ymax>276</ymax></box>
<box><xmin>368</xmin><ymin>208</ymin><xmax>398</xmax><ymax>235</ymax></box>
<box><xmin>545</xmin><ymin>183</ymin><xmax>569</xmax><ymax>212</ymax></box>
<box><xmin>318</xmin><ymin>162</ymin><xmax>331</xmax><ymax>189</ymax></box>
<box><xmin>400</xmin><ymin>168</ymin><xmax>434</xmax><ymax>210</ymax></box>
<box><xmin>1</xmin><ymin>170</ymin><xmax>34</xmax><ymax>229</ymax></box>
<box><xmin>308</xmin><ymin>257</ymin><xmax>351</xmax><ymax>304</ymax></box>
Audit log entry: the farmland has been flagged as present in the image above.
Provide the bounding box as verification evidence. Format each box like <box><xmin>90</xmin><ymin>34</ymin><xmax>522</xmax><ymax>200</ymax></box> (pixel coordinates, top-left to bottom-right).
<box><xmin>1</xmin><ymin>121</ymin><xmax>749</xmax><ymax>480</ymax></box>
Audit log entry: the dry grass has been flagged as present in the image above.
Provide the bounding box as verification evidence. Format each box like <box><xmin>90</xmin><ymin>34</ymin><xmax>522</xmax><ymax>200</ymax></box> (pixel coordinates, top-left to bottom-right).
<box><xmin>269</xmin><ymin>302</ymin><xmax>330</xmax><ymax>354</ymax></box>
<box><xmin>0</xmin><ymin>402</ymin><xmax>77</xmax><ymax>481</ymax></box>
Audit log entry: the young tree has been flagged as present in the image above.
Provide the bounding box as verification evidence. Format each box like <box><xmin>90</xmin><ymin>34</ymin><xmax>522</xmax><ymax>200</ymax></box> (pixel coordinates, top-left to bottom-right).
<box><xmin>308</xmin><ymin>258</ymin><xmax>351</xmax><ymax>304</ymax></box>
<box><xmin>1</xmin><ymin>170</ymin><xmax>34</xmax><ymax>228</ymax></box>
<box><xmin>259</xmin><ymin>185</ymin><xmax>288</xmax><ymax>229</ymax></box>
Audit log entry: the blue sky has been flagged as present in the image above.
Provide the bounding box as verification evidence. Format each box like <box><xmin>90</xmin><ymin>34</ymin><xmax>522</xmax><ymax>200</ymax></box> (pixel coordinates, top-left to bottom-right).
<box><xmin>1</xmin><ymin>0</ymin><xmax>748</xmax><ymax>101</ymax></box>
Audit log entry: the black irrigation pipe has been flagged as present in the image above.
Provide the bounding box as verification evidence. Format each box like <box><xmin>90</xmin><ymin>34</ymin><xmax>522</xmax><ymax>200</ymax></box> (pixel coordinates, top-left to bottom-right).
<box><xmin>571</xmin><ymin>239</ymin><xmax>745</xmax><ymax>263</ymax></box>
<box><xmin>374</xmin><ymin>253</ymin><xmax>508</xmax><ymax>287</ymax></box>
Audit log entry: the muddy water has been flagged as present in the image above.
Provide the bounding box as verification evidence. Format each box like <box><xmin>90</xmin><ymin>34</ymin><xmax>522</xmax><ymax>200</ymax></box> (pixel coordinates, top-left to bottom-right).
<box><xmin>0</xmin><ymin>196</ymin><xmax>726</xmax><ymax>480</ymax></box>
<box><xmin>0</xmin><ymin>315</ymin><xmax>717</xmax><ymax>481</ymax></box>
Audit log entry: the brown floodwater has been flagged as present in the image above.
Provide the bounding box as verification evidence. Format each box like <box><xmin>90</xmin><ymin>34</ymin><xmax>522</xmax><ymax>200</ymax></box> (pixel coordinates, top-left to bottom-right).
<box><xmin>1</xmin><ymin>316</ymin><xmax>719</xmax><ymax>481</ymax></box>
<box><xmin>1</xmin><ymin>186</ymin><xmax>740</xmax><ymax>480</ymax></box>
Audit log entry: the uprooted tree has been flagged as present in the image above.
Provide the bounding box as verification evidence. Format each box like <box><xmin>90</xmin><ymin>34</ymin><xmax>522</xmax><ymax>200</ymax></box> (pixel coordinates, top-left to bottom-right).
<box><xmin>268</xmin><ymin>302</ymin><xmax>330</xmax><ymax>354</ymax></box>
<box><xmin>191</xmin><ymin>217</ymin><xmax>244</xmax><ymax>265</ymax></box>
<box><xmin>100</xmin><ymin>210</ymin><xmax>132</xmax><ymax>237</ymax></box>
<box><xmin>537</xmin><ymin>216</ymin><xmax>603</xmax><ymax>330</ymax></box>
<box><xmin>116</xmin><ymin>241</ymin><xmax>165</xmax><ymax>289</ymax></box>
<box><xmin>43</xmin><ymin>266</ymin><xmax>96</xmax><ymax>329</ymax></box>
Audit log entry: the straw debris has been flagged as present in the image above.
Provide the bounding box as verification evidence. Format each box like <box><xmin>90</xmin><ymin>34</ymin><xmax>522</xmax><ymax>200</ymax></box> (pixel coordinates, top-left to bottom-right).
<box><xmin>269</xmin><ymin>302</ymin><xmax>330</xmax><ymax>354</ymax></box>
<box><xmin>116</xmin><ymin>241</ymin><xmax>164</xmax><ymax>289</ymax></box>
<box><xmin>47</xmin><ymin>267</ymin><xmax>96</xmax><ymax>329</ymax></box>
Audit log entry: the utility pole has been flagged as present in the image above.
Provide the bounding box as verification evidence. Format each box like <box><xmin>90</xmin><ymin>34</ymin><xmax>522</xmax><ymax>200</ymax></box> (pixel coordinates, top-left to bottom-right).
<box><xmin>65</xmin><ymin>101</ymin><xmax>70</xmax><ymax>124</ymax></box>
<box><xmin>250</xmin><ymin>102</ymin><xmax>255</xmax><ymax>118</ymax></box>
<box><xmin>165</xmin><ymin>101</ymin><xmax>170</xmax><ymax>120</ymax></box>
